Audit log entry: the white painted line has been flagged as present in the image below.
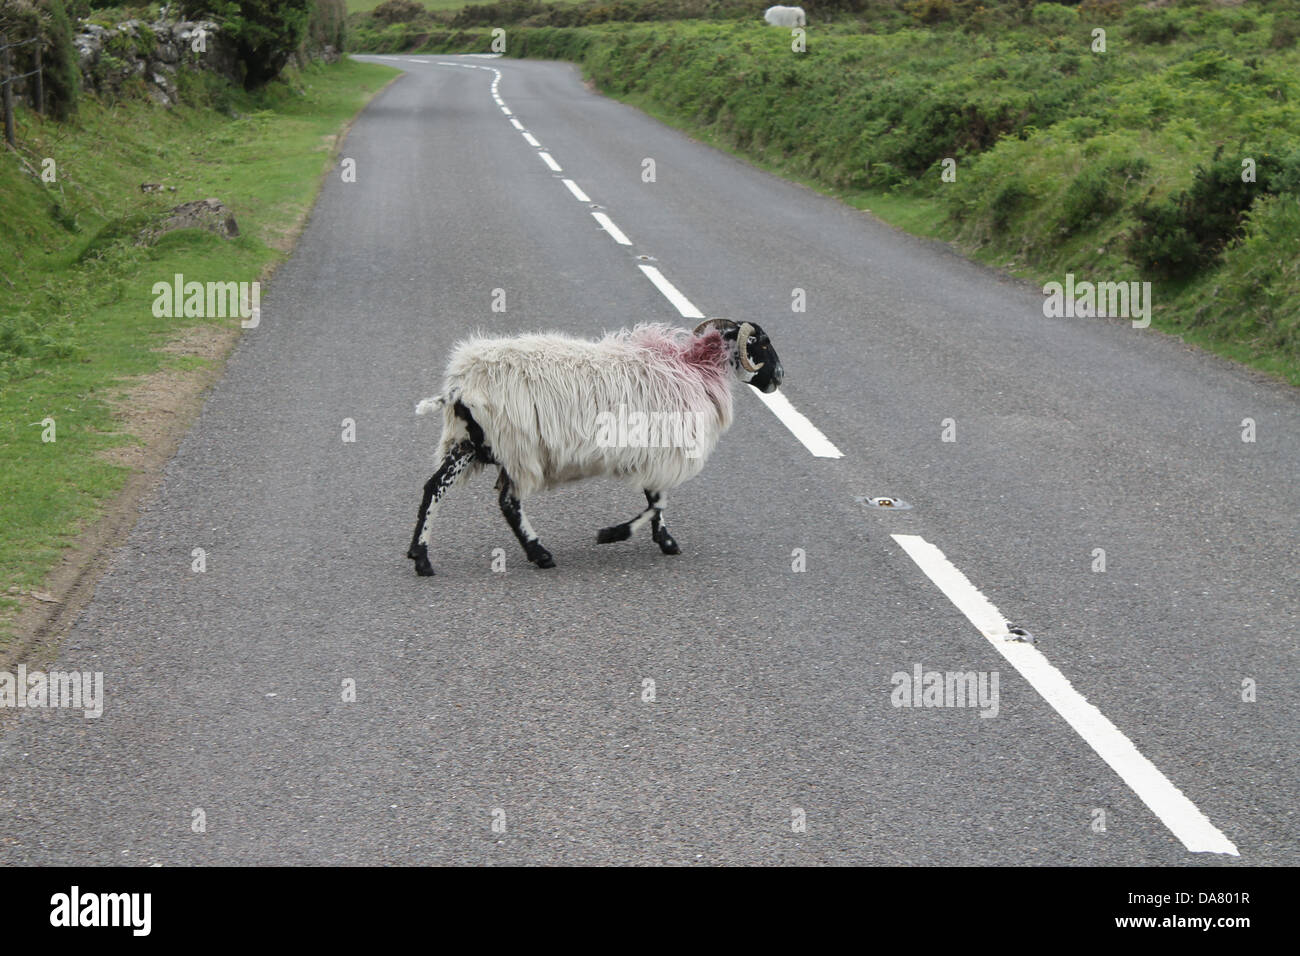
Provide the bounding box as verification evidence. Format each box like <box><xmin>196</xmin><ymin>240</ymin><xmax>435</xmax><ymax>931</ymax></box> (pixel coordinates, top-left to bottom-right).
<box><xmin>522</xmin><ymin>132</ymin><xmax>541</xmax><ymax>148</ymax></box>
<box><xmin>501</xmin><ymin>106</ymin><xmax>513</xmax><ymax>116</ymax></box>
<box><xmin>538</xmin><ymin>151</ymin><xmax>562</xmax><ymax>172</ymax></box>
<box><xmin>562</xmin><ymin>179</ymin><xmax>591</xmax><ymax>203</ymax></box>
<box><xmin>509</xmin><ymin>118</ymin><xmax>524</xmax><ymax>130</ymax></box>
<box><xmin>751</xmin><ymin>389</ymin><xmax>843</xmax><ymax>458</ymax></box>
<box><xmin>637</xmin><ymin>265</ymin><xmax>704</xmax><ymax>319</ymax></box>
<box><xmin>592</xmin><ymin>212</ymin><xmax>632</xmax><ymax>245</ymax></box>
<box><xmin>890</xmin><ymin>533</ymin><xmax>1240</xmax><ymax>857</ymax></box>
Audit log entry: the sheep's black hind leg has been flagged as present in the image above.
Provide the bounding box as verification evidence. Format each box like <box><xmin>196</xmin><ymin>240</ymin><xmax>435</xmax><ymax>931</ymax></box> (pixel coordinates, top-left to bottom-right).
<box><xmin>598</xmin><ymin>490</ymin><xmax>679</xmax><ymax>555</ymax></box>
<box><xmin>407</xmin><ymin>440</ymin><xmax>476</xmax><ymax>576</ymax></box>
<box><xmin>497</xmin><ymin>470</ymin><xmax>555</xmax><ymax>569</ymax></box>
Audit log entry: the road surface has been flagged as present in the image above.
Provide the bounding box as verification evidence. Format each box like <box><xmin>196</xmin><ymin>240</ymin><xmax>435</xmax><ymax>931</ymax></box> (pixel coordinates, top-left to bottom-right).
<box><xmin>1</xmin><ymin>54</ymin><xmax>1295</xmax><ymax>865</ymax></box>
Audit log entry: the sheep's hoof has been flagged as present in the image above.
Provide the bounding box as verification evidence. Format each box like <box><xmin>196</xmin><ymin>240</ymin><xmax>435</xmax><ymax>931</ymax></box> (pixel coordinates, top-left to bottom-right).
<box><xmin>597</xmin><ymin>524</ymin><xmax>631</xmax><ymax>544</ymax></box>
<box><xmin>409</xmin><ymin>544</ymin><xmax>435</xmax><ymax>576</ymax></box>
<box><xmin>528</xmin><ymin>545</ymin><xmax>556</xmax><ymax>569</ymax></box>
<box><xmin>654</xmin><ymin>530</ymin><xmax>680</xmax><ymax>555</ymax></box>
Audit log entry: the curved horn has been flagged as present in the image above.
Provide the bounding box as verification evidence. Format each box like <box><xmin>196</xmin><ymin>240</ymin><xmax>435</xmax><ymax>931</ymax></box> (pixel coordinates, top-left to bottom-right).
<box><xmin>736</xmin><ymin>321</ymin><xmax>764</xmax><ymax>372</ymax></box>
<box><xmin>693</xmin><ymin>317</ymin><xmax>737</xmax><ymax>337</ymax></box>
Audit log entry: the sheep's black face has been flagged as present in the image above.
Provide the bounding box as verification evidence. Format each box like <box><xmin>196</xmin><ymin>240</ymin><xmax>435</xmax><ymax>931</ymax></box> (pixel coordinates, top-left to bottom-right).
<box><xmin>739</xmin><ymin>323</ymin><xmax>783</xmax><ymax>393</ymax></box>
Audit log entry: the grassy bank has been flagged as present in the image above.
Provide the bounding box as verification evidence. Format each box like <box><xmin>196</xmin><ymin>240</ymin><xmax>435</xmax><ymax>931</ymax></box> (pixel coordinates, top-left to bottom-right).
<box><xmin>355</xmin><ymin>0</ymin><xmax>1300</xmax><ymax>384</ymax></box>
<box><xmin>0</xmin><ymin>57</ymin><xmax>398</xmax><ymax>644</ymax></box>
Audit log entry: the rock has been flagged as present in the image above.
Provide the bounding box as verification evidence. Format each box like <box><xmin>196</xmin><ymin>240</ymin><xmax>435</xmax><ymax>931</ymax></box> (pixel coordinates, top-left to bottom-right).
<box><xmin>139</xmin><ymin>199</ymin><xmax>240</xmax><ymax>245</ymax></box>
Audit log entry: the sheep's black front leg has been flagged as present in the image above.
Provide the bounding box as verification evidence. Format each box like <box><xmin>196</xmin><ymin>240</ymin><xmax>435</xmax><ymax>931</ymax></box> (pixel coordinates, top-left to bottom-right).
<box><xmin>646</xmin><ymin>490</ymin><xmax>680</xmax><ymax>554</ymax></box>
<box><xmin>407</xmin><ymin>440</ymin><xmax>476</xmax><ymax>576</ymax></box>
<box><xmin>497</xmin><ymin>470</ymin><xmax>555</xmax><ymax>569</ymax></box>
<box><xmin>598</xmin><ymin>490</ymin><xmax>679</xmax><ymax>555</ymax></box>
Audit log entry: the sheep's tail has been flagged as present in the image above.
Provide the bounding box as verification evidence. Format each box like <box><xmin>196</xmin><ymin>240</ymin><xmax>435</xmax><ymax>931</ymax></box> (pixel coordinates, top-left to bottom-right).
<box><xmin>414</xmin><ymin>386</ymin><xmax>461</xmax><ymax>417</ymax></box>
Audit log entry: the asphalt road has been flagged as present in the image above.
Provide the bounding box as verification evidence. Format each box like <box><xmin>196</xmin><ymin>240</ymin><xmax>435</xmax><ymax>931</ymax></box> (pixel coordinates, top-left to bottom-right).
<box><xmin>0</xmin><ymin>54</ymin><xmax>1295</xmax><ymax>865</ymax></box>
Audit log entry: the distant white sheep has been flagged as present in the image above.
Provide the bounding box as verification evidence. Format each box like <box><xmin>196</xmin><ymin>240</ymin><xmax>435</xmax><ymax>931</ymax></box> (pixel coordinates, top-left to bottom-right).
<box><xmin>764</xmin><ymin>5</ymin><xmax>806</xmax><ymax>27</ymax></box>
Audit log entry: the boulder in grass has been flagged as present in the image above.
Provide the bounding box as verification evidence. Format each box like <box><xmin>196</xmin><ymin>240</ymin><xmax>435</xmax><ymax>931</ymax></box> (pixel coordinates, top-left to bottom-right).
<box><xmin>138</xmin><ymin>198</ymin><xmax>239</xmax><ymax>245</ymax></box>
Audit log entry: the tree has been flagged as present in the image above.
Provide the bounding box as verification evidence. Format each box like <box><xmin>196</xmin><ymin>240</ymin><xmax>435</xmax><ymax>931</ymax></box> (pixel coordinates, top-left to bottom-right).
<box><xmin>179</xmin><ymin>1</ymin><xmax>312</xmax><ymax>90</ymax></box>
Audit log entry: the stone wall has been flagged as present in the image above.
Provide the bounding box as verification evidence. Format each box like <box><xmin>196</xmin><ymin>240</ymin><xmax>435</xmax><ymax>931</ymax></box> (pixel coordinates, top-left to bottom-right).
<box><xmin>73</xmin><ymin>19</ymin><xmax>239</xmax><ymax>106</ymax></box>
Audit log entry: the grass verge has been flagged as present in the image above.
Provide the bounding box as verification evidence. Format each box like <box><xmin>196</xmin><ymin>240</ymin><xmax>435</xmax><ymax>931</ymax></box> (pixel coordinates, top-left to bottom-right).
<box><xmin>0</xmin><ymin>57</ymin><xmax>399</xmax><ymax>652</ymax></box>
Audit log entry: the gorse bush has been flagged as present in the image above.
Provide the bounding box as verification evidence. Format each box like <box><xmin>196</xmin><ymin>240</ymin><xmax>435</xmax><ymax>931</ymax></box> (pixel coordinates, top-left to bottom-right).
<box><xmin>1272</xmin><ymin>15</ymin><xmax>1300</xmax><ymax>50</ymax></box>
<box><xmin>1029</xmin><ymin>3</ymin><xmax>1077</xmax><ymax>32</ymax></box>
<box><xmin>1202</xmin><ymin>195</ymin><xmax>1300</xmax><ymax>360</ymax></box>
<box><xmin>1056</xmin><ymin>157</ymin><xmax>1147</xmax><ymax>234</ymax></box>
<box><xmin>1129</xmin><ymin>152</ymin><xmax>1299</xmax><ymax>280</ymax></box>
<box><xmin>373</xmin><ymin>0</ymin><xmax>426</xmax><ymax>24</ymax></box>
<box><xmin>1126</xmin><ymin>8</ymin><xmax>1182</xmax><ymax>45</ymax></box>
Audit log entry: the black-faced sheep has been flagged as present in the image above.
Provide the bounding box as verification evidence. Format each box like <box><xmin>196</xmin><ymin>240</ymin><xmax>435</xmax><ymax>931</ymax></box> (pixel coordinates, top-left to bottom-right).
<box><xmin>406</xmin><ymin>319</ymin><xmax>783</xmax><ymax>575</ymax></box>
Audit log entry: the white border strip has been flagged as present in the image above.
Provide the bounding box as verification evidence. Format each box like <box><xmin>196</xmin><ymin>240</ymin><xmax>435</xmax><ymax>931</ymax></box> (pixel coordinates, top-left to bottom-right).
<box><xmin>593</xmin><ymin>212</ymin><xmax>633</xmax><ymax>246</ymax></box>
<box><xmin>890</xmin><ymin>533</ymin><xmax>1239</xmax><ymax>856</ymax></box>
<box><xmin>538</xmin><ymin>151</ymin><xmax>561</xmax><ymax>172</ymax></box>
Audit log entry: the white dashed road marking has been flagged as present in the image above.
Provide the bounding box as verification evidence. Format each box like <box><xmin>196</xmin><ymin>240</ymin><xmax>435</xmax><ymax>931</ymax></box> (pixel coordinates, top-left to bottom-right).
<box><xmin>562</xmin><ymin>179</ymin><xmax>591</xmax><ymax>203</ymax></box>
<box><xmin>636</xmin><ymin>265</ymin><xmax>704</xmax><ymax>320</ymax></box>
<box><xmin>751</xmin><ymin>389</ymin><xmax>843</xmax><ymax>459</ymax></box>
<box><xmin>593</xmin><ymin>212</ymin><xmax>633</xmax><ymax>246</ymax></box>
<box><xmin>891</xmin><ymin>533</ymin><xmax>1240</xmax><ymax>857</ymax></box>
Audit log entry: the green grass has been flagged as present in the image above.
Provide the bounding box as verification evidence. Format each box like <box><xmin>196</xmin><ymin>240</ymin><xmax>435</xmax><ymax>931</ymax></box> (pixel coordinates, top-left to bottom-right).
<box><xmin>345</xmin><ymin>0</ymin><xmax>521</xmax><ymax>12</ymax></box>
<box><xmin>0</xmin><ymin>58</ymin><xmax>399</xmax><ymax>643</ymax></box>
<box><xmin>358</xmin><ymin>0</ymin><xmax>1300</xmax><ymax>384</ymax></box>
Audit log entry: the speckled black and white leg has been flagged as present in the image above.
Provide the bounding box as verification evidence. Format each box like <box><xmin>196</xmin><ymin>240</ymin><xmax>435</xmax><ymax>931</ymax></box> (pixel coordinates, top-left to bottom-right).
<box><xmin>497</xmin><ymin>470</ymin><xmax>554</xmax><ymax>569</ymax></box>
<box><xmin>598</xmin><ymin>490</ymin><xmax>679</xmax><ymax>554</ymax></box>
<box><xmin>407</xmin><ymin>440</ymin><xmax>476</xmax><ymax>576</ymax></box>
<box><xmin>646</xmin><ymin>491</ymin><xmax>679</xmax><ymax>554</ymax></box>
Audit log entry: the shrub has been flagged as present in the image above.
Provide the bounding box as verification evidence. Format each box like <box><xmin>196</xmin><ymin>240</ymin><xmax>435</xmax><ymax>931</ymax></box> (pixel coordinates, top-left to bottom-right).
<box><xmin>904</xmin><ymin>0</ymin><xmax>955</xmax><ymax>24</ymax></box>
<box><xmin>373</xmin><ymin>0</ymin><xmax>426</xmax><ymax>25</ymax></box>
<box><xmin>990</xmin><ymin>179</ymin><xmax>1031</xmax><ymax>232</ymax></box>
<box><xmin>1129</xmin><ymin>153</ymin><xmax>1289</xmax><ymax>280</ymax></box>
<box><xmin>1030</xmin><ymin>3</ymin><xmax>1077</xmax><ymax>33</ymax></box>
<box><xmin>1057</xmin><ymin>156</ymin><xmax>1147</xmax><ymax>234</ymax></box>
<box><xmin>1271</xmin><ymin>15</ymin><xmax>1300</xmax><ymax>49</ymax></box>
<box><xmin>1204</xmin><ymin>195</ymin><xmax>1300</xmax><ymax>357</ymax></box>
<box><xmin>1126</xmin><ymin>8</ymin><xmax>1182</xmax><ymax>45</ymax></box>
<box><xmin>178</xmin><ymin>0</ymin><xmax>313</xmax><ymax>89</ymax></box>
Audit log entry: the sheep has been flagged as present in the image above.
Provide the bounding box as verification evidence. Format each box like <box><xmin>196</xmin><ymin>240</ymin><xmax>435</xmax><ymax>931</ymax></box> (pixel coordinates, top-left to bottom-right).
<box><xmin>764</xmin><ymin>5</ymin><xmax>806</xmax><ymax>27</ymax></box>
<box><xmin>406</xmin><ymin>319</ymin><xmax>784</xmax><ymax>576</ymax></box>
